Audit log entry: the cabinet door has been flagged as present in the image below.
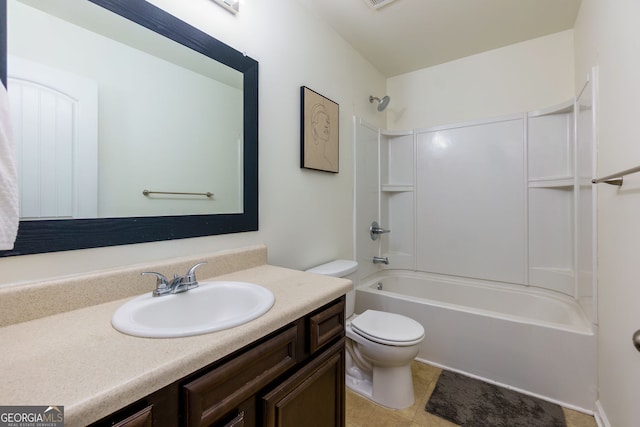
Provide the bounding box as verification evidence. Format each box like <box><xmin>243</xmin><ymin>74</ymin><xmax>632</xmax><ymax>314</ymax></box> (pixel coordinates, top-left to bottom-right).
<box><xmin>262</xmin><ymin>339</ymin><xmax>345</xmax><ymax>427</ymax></box>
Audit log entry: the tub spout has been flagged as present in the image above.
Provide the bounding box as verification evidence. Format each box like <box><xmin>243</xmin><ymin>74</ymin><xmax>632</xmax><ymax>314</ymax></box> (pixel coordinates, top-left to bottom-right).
<box><xmin>372</xmin><ymin>256</ymin><xmax>389</xmax><ymax>265</ymax></box>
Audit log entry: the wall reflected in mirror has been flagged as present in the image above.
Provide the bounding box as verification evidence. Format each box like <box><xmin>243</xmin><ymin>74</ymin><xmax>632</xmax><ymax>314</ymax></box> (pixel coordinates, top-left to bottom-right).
<box><xmin>9</xmin><ymin>0</ymin><xmax>244</xmax><ymax>220</ymax></box>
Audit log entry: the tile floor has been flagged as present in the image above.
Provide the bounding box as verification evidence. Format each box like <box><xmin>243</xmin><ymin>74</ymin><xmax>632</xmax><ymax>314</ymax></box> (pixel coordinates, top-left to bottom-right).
<box><xmin>345</xmin><ymin>361</ymin><xmax>598</xmax><ymax>427</ymax></box>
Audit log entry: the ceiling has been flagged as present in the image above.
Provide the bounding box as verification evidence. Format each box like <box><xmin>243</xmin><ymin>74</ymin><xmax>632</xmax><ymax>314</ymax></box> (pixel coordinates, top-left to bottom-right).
<box><xmin>295</xmin><ymin>0</ymin><xmax>582</xmax><ymax>77</ymax></box>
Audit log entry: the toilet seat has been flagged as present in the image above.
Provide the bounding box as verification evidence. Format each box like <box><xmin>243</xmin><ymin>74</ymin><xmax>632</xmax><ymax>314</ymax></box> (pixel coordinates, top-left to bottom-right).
<box><xmin>350</xmin><ymin>310</ymin><xmax>424</xmax><ymax>346</ymax></box>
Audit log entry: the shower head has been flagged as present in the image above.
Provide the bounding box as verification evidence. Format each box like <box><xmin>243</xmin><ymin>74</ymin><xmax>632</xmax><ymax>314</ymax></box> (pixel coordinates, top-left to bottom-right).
<box><xmin>369</xmin><ymin>95</ymin><xmax>390</xmax><ymax>112</ymax></box>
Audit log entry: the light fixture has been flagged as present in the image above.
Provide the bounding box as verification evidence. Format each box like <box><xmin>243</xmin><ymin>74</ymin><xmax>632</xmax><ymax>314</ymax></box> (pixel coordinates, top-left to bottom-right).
<box><xmin>212</xmin><ymin>0</ymin><xmax>239</xmax><ymax>14</ymax></box>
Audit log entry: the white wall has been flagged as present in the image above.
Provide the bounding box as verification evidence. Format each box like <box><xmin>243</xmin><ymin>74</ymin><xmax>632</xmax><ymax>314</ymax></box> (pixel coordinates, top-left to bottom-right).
<box><xmin>574</xmin><ymin>1</ymin><xmax>640</xmax><ymax>425</ymax></box>
<box><xmin>0</xmin><ymin>0</ymin><xmax>386</xmax><ymax>286</ymax></box>
<box><xmin>387</xmin><ymin>30</ymin><xmax>575</xmax><ymax>130</ymax></box>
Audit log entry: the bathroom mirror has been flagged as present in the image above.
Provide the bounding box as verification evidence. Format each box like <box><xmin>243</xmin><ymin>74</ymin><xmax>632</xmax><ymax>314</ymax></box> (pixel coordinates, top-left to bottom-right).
<box><xmin>0</xmin><ymin>0</ymin><xmax>259</xmax><ymax>256</ymax></box>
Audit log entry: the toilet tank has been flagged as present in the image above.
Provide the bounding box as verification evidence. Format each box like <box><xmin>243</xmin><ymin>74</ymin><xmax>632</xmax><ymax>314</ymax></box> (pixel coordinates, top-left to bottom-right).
<box><xmin>306</xmin><ymin>260</ymin><xmax>358</xmax><ymax>318</ymax></box>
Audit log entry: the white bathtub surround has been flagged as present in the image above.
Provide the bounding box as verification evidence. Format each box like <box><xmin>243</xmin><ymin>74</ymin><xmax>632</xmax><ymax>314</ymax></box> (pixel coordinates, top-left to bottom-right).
<box><xmin>354</xmin><ymin>75</ymin><xmax>597</xmax><ymax>317</ymax></box>
<box><xmin>0</xmin><ymin>83</ymin><xmax>18</xmax><ymax>250</ymax></box>
<box><xmin>356</xmin><ymin>270</ymin><xmax>597</xmax><ymax>412</ymax></box>
<box><xmin>352</xmin><ymin>81</ymin><xmax>598</xmax><ymax>413</ymax></box>
<box><xmin>359</xmin><ymin>98</ymin><xmax>595</xmax><ymax>301</ymax></box>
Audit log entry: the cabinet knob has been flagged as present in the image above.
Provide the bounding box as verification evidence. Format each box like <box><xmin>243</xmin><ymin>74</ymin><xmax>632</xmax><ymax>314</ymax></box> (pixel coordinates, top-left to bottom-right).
<box><xmin>633</xmin><ymin>330</ymin><xmax>640</xmax><ymax>352</ymax></box>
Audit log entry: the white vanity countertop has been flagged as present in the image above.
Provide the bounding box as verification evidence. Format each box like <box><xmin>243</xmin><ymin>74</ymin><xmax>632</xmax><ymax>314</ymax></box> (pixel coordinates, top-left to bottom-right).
<box><xmin>0</xmin><ymin>264</ymin><xmax>351</xmax><ymax>426</ymax></box>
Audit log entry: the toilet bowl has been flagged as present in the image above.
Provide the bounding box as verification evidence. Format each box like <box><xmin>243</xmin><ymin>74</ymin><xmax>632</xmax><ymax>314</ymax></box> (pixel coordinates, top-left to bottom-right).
<box><xmin>306</xmin><ymin>260</ymin><xmax>425</xmax><ymax>409</ymax></box>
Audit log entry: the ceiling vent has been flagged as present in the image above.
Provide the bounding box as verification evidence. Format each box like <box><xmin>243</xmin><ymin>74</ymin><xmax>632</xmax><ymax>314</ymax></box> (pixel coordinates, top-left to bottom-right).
<box><xmin>363</xmin><ymin>0</ymin><xmax>398</xmax><ymax>10</ymax></box>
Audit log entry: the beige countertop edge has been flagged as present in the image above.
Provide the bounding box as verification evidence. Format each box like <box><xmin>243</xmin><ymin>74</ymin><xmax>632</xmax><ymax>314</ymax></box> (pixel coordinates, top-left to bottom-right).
<box><xmin>0</xmin><ymin>265</ymin><xmax>351</xmax><ymax>427</ymax></box>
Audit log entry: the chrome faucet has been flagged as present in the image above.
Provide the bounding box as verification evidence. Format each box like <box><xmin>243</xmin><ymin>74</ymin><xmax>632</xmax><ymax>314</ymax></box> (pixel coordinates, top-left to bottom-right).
<box><xmin>142</xmin><ymin>262</ymin><xmax>207</xmax><ymax>297</ymax></box>
<box><xmin>369</xmin><ymin>221</ymin><xmax>391</xmax><ymax>241</ymax></box>
<box><xmin>372</xmin><ymin>256</ymin><xmax>389</xmax><ymax>265</ymax></box>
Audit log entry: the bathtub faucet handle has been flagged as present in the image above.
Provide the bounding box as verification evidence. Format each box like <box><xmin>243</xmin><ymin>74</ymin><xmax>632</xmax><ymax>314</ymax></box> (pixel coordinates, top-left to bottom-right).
<box><xmin>370</xmin><ymin>221</ymin><xmax>391</xmax><ymax>240</ymax></box>
<box><xmin>372</xmin><ymin>256</ymin><xmax>389</xmax><ymax>265</ymax></box>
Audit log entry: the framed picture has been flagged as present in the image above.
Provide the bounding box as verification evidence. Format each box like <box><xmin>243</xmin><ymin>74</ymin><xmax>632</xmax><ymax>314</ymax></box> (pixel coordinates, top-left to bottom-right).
<box><xmin>300</xmin><ymin>86</ymin><xmax>339</xmax><ymax>173</ymax></box>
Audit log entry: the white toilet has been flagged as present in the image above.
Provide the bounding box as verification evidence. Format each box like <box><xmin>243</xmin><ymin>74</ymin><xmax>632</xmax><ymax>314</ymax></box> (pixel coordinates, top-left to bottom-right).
<box><xmin>306</xmin><ymin>260</ymin><xmax>425</xmax><ymax>409</ymax></box>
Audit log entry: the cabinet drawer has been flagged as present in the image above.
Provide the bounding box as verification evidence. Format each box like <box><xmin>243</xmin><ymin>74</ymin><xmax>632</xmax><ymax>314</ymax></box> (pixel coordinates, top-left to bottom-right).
<box><xmin>308</xmin><ymin>298</ymin><xmax>344</xmax><ymax>354</ymax></box>
<box><xmin>112</xmin><ymin>405</ymin><xmax>152</xmax><ymax>427</ymax></box>
<box><xmin>183</xmin><ymin>325</ymin><xmax>298</xmax><ymax>427</ymax></box>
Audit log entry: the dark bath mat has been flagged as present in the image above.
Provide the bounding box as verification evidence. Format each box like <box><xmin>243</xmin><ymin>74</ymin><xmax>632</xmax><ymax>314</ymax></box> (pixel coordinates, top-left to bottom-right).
<box><xmin>425</xmin><ymin>370</ymin><xmax>566</xmax><ymax>427</ymax></box>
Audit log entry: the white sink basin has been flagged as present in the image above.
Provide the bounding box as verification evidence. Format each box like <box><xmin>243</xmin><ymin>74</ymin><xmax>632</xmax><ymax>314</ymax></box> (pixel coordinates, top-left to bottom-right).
<box><xmin>112</xmin><ymin>281</ymin><xmax>275</xmax><ymax>338</ymax></box>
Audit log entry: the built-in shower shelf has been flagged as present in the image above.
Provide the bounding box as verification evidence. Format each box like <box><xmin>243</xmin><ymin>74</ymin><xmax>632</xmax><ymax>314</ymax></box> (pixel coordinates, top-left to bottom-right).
<box><xmin>381</xmin><ymin>129</ymin><xmax>413</xmax><ymax>137</ymax></box>
<box><xmin>528</xmin><ymin>177</ymin><xmax>574</xmax><ymax>189</ymax></box>
<box><xmin>528</xmin><ymin>99</ymin><xmax>574</xmax><ymax>117</ymax></box>
<box><xmin>381</xmin><ymin>184</ymin><xmax>414</xmax><ymax>192</ymax></box>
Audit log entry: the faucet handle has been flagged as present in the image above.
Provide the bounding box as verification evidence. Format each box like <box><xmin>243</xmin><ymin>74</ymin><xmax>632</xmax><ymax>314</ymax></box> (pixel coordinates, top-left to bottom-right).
<box><xmin>141</xmin><ymin>271</ymin><xmax>168</xmax><ymax>286</ymax></box>
<box><xmin>141</xmin><ymin>272</ymin><xmax>171</xmax><ymax>296</ymax></box>
<box><xmin>185</xmin><ymin>262</ymin><xmax>207</xmax><ymax>284</ymax></box>
<box><xmin>370</xmin><ymin>221</ymin><xmax>391</xmax><ymax>240</ymax></box>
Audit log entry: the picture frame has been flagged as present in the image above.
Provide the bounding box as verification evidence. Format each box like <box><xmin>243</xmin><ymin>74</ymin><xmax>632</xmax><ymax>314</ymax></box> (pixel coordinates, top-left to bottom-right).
<box><xmin>300</xmin><ymin>86</ymin><xmax>339</xmax><ymax>173</ymax></box>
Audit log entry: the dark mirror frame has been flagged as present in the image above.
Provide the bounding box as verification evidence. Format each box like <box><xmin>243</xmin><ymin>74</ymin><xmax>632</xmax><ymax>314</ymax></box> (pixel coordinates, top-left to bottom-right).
<box><xmin>0</xmin><ymin>0</ymin><xmax>258</xmax><ymax>257</ymax></box>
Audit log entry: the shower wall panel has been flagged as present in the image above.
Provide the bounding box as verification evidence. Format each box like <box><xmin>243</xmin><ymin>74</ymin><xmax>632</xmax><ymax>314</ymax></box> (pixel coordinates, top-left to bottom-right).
<box><xmin>354</xmin><ymin>117</ymin><xmax>381</xmax><ymax>281</ymax></box>
<box><xmin>575</xmin><ymin>77</ymin><xmax>596</xmax><ymax>323</ymax></box>
<box><xmin>415</xmin><ymin>118</ymin><xmax>526</xmax><ymax>285</ymax></box>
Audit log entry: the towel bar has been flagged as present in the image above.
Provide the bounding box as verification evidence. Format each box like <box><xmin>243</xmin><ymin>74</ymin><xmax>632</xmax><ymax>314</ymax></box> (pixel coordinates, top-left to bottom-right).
<box><xmin>592</xmin><ymin>165</ymin><xmax>640</xmax><ymax>186</ymax></box>
<box><xmin>142</xmin><ymin>190</ymin><xmax>214</xmax><ymax>198</ymax></box>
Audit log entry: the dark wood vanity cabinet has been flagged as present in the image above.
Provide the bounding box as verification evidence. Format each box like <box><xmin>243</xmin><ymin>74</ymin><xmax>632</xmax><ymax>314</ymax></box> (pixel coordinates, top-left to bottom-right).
<box><xmin>90</xmin><ymin>297</ymin><xmax>345</xmax><ymax>427</ymax></box>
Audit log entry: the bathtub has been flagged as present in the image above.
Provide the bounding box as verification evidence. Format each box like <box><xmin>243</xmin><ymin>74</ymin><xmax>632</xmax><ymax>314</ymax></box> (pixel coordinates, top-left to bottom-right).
<box><xmin>355</xmin><ymin>270</ymin><xmax>597</xmax><ymax>412</ymax></box>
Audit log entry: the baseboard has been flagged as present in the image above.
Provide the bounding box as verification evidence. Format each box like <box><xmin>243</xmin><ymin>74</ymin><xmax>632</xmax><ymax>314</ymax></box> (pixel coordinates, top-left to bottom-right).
<box><xmin>593</xmin><ymin>400</ymin><xmax>611</xmax><ymax>427</ymax></box>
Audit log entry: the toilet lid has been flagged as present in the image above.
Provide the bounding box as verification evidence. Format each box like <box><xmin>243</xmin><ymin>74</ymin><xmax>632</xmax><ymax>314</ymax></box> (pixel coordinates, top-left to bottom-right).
<box><xmin>306</xmin><ymin>260</ymin><xmax>358</xmax><ymax>277</ymax></box>
<box><xmin>350</xmin><ymin>310</ymin><xmax>424</xmax><ymax>346</ymax></box>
